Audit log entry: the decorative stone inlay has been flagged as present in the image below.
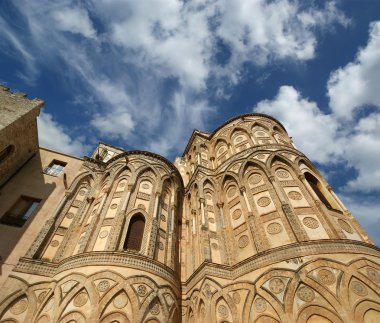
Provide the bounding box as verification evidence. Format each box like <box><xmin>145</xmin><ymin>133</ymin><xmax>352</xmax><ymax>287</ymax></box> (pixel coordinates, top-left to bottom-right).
<box><xmin>276</xmin><ymin>170</ymin><xmax>289</xmax><ymax>178</ymax></box>
<box><xmin>267</xmin><ymin>222</ymin><xmax>282</xmax><ymax>235</ymax></box>
<box><xmin>352</xmin><ymin>281</ymin><xmax>368</xmax><ymax>296</ymax></box>
<box><xmin>238</xmin><ymin>235</ymin><xmax>249</xmax><ymax>248</ymax></box>
<box><xmin>50</xmin><ymin>240</ymin><xmax>60</xmax><ymax>247</ymax></box>
<box><xmin>218</xmin><ymin>305</ymin><xmax>228</xmax><ymax>318</ymax></box>
<box><xmin>206</xmin><ymin>193</ymin><xmax>212</xmax><ymax>200</ymax></box>
<box><xmin>257</xmin><ymin>196</ymin><xmax>271</xmax><ymax>207</ymax></box>
<box><xmin>113</xmin><ymin>293</ymin><xmax>128</xmax><ymax>309</ymax></box>
<box><xmin>118</xmin><ymin>182</ymin><xmax>126</xmax><ymax>188</ymax></box>
<box><xmin>137</xmin><ymin>204</ymin><xmax>146</xmax><ymax>210</ymax></box>
<box><xmin>150</xmin><ymin>302</ymin><xmax>160</xmax><ymax>315</ymax></box>
<box><xmin>232</xmin><ymin>209</ymin><xmax>242</xmax><ymax>220</ymax></box>
<box><xmin>338</xmin><ymin>219</ymin><xmax>353</xmax><ymax>234</ymax></box>
<box><xmin>204</xmin><ymin>284</ymin><xmax>212</xmax><ymax>297</ymax></box>
<box><xmin>288</xmin><ymin>191</ymin><xmax>302</xmax><ymax>200</ymax></box>
<box><xmin>367</xmin><ymin>267</ymin><xmax>380</xmax><ymax>283</ymax></box>
<box><xmin>78</xmin><ymin>189</ymin><xmax>86</xmax><ymax>196</ymax></box>
<box><xmin>297</xmin><ymin>286</ymin><xmax>315</xmax><ymax>302</ymax></box>
<box><xmin>159</xmin><ymin>242</ymin><xmax>164</xmax><ymax>250</ymax></box>
<box><xmin>99</xmin><ymin>231</ymin><xmax>108</xmax><ymax>239</ymax></box>
<box><xmin>257</xmin><ymin>131</ymin><xmax>266</xmax><ymax>136</ymax></box>
<box><xmin>74</xmin><ymin>292</ymin><xmax>88</xmax><ymax>307</ymax></box>
<box><xmin>209</xmin><ymin>217</ymin><xmax>215</xmax><ymax>224</ymax></box>
<box><xmin>62</xmin><ymin>281</ymin><xmax>75</xmax><ymax>293</ymax></box>
<box><xmin>97</xmin><ymin>280</ymin><xmax>110</xmax><ymax>292</ymax></box>
<box><xmin>37</xmin><ymin>291</ymin><xmax>47</xmax><ymax>303</ymax></box>
<box><xmin>227</xmin><ymin>187</ymin><xmax>237</xmax><ymax>198</ymax></box>
<box><xmin>142</xmin><ymin>183</ymin><xmax>150</xmax><ymax>189</ymax></box>
<box><xmin>255</xmin><ymin>298</ymin><xmax>267</xmax><ymax>313</ymax></box>
<box><xmin>160</xmin><ymin>215</ymin><xmax>166</xmax><ymax>222</ymax></box>
<box><xmin>10</xmin><ymin>298</ymin><xmax>28</xmax><ymax>315</ymax></box>
<box><xmin>66</xmin><ymin>212</ymin><xmax>74</xmax><ymax>219</ymax></box>
<box><xmin>317</xmin><ymin>269</ymin><xmax>336</xmax><ymax>285</ymax></box>
<box><xmin>249</xmin><ymin>174</ymin><xmax>262</xmax><ymax>185</ymax></box>
<box><xmin>303</xmin><ymin>217</ymin><xmax>319</xmax><ymax>229</ymax></box>
<box><xmin>256</xmin><ymin>154</ymin><xmax>265</xmax><ymax>159</ymax></box>
<box><xmin>211</xmin><ymin>243</ymin><xmax>218</xmax><ymax>250</ymax></box>
<box><xmin>137</xmin><ymin>285</ymin><xmax>147</xmax><ymax>297</ymax></box>
<box><xmin>269</xmin><ymin>278</ymin><xmax>285</xmax><ymax>294</ymax></box>
<box><xmin>110</xmin><ymin>203</ymin><xmax>118</xmax><ymax>209</ymax></box>
<box><xmin>232</xmin><ymin>292</ymin><xmax>241</xmax><ymax>304</ymax></box>
<box><xmin>236</xmin><ymin>136</ymin><xmax>244</xmax><ymax>143</ymax></box>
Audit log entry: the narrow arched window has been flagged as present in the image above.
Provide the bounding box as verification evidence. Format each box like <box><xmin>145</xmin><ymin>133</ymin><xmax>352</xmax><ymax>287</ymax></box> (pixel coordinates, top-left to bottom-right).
<box><xmin>124</xmin><ymin>214</ymin><xmax>145</xmax><ymax>251</ymax></box>
<box><xmin>305</xmin><ymin>172</ymin><xmax>332</xmax><ymax>209</ymax></box>
<box><xmin>0</xmin><ymin>145</ymin><xmax>14</xmax><ymax>164</ymax></box>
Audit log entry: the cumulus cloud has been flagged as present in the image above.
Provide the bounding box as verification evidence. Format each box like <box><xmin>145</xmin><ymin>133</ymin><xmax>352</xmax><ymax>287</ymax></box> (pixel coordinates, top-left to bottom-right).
<box><xmin>328</xmin><ymin>21</ymin><xmax>380</xmax><ymax>119</ymax></box>
<box><xmin>37</xmin><ymin>112</ymin><xmax>90</xmax><ymax>156</ymax></box>
<box><xmin>254</xmin><ymin>86</ymin><xmax>340</xmax><ymax>163</ymax></box>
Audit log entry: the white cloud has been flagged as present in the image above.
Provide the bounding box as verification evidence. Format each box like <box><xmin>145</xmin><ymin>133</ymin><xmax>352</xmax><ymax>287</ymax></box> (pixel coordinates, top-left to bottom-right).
<box><xmin>254</xmin><ymin>86</ymin><xmax>339</xmax><ymax>164</ymax></box>
<box><xmin>328</xmin><ymin>21</ymin><xmax>380</xmax><ymax>119</ymax></box>
<box><xmin>52</xmin><ymin>7</ymin><xmax>96</xmax><ymax>39</ymax></box>
<box><xmin>37</xmin><ymin>112</ymin><xmax>90</xmax><ymax>156</ymax></box>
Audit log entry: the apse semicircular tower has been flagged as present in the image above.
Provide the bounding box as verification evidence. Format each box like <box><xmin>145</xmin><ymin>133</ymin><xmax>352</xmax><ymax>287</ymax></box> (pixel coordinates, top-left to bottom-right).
<box><xmin>176</xmin><ymin>113</ymin><xmax>380</xmax><ymax>323</ymax></box>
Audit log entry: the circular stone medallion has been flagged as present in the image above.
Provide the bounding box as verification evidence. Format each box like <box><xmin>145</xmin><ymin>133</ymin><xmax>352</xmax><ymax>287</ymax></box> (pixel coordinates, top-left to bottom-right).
<box><xmin>159</xmin><ymin>242</ymin><xmax>164</xmax><ymax>250</ymax></box>
<box><xmin>367</xmin><ymin>267</ymin><xmax>380</xmax><ymax>283</ymax></box>
<box><xmin>227</xmin><ymin>187</ymin><xmax>237</xmax><ymax>198</ymax></box>
<box><xmin>255</xmin><ymin>298</ymin><xmax>267</xmax><ymax>313</ymax></box>
<box><xmin>110</xmin><ymin>203</ymin><xmax>118</xmax><ymax>209</ymax></box>
<box><xmin>288</xmin><ymin>191</ymin><xmax>302</xmax><ymax>200</ymax></box>
<box><xmin>211</xmin><ymin>243</ymin><xmax>218</xmax><ymax>250</ymax></box>
<box><xmin>78</xmin><ymin>190</ymin><xmax>86</xmax><ymax>196</ymax></box>
<box><xmin>297</xmin><ymin>286</ymin><xmax>315</xmax><ymax>302</ymax></box>
<box><xmin>338</xmin><ymin>219</ymin><xmax>354</xmax><ymax>234</ymax></box>
<box><xmin>238</xmin><ymin>235</ymin><xmax>249</xmax><ymax>248</ymax></box>
<box><xmin>249</xmin><ymin>174</ymin><xmax>262</xmax><ymax>185</ymax></box>
<box><xmin>150</xmin><ymin>302</ymin><xmax>160</xmax><ymax>315</ymax></box>
<box><xmin>351</xmin><ymin>281</ymin><xmax>368</xmax><ymax>296</ymax></box>
<box><xmin>267</xmin><ymin>222</ymin><xmax>282</xmax><ymax>235</ymax></box>
<box><xmin>257</xmin><ymin>196</ymin><xmax>271</xmax><ymax>207</ymax></box>
<box><xmin>232</xmin><ymin>292</ymin><xmax>241</xmax><ymax>304</ymax></box>
<box><xmin>99</xmin><ymin>231</ymin><xmax>108</xmax><ymax>239</ymax></box>
<box><xmin>236</xmin><ymin>136</ymin><xmax>243</xmax><ymax>143</ymax></box>
<box><xmin>66</xmin><ymin>212</ymin><xmax>74</xmax><ymax>219</ymax></box>
<box><xmin>137</xmin><ymin>285</ymin><xmax>147</xmax><ymax>297</ymax></box>
<box><xmin>269</xmin><ymin>278</ymin><xmax>285</xmax><ymax>294</ymax></box>
<box><xmin>218</xmin><ymin>305</ymin><xmax>228</xmax><ymax>318</ymax></box>
<box><xmin>37</xmin><ymin>291</ymin><xmax>47</xmax><ymax>303</ymax></box>
<box><xmin>232</xmin><ymin>209</ymin><xmax>242</xmax><ymax>220</ymax></box>
<box><xmin>303</xmin><ymin>217</ymin><xmax>319</xmax><ymax>229</ymax></box>
<box><xmin>50</xmin><ymin>240</ymin><xmax>59</xmax><ymax>247</ymax></box>
<box><xmin>160</xmin><ymin>215</ymin><xmax>166</xmax><ymax>222</ymax></box>
<box><xmin>276</xmin><ymin>170</ymin><xmax>289</xmax><ymax>179</ymax></box>
<box><xmin>257</xmin><ymin>131</ymin><xmax>266</xmax><ymax>137</ymax></box>
<box><xmin>73</xmin><ymin>292</ymin><xmax>88</xmax><ymax>307</ymax></box>
<box><xmin>10</xmin><ymin>298</ymin><xmax>28</xmax><ymax>315</ymax></box>
<box><xmin>209</xmin><ymin>217</ymin><xmax>215</xmax><ymax>224</ymax></box>
<box><xmin>113</xmin><ymin>294</ymin><xmax>128</xmax><ymax>309</ymax></box>
<box><xmin>118</xmin><ymin>182</ymin><xmax>126</xmax><ymax>188</ymax></box>
<box><xmin>97</xmin><ymin>280</ymin><xmax>110</xmax><ymax>292</ymax></box>
<box><xmin>142</xmin><ymin>183</ymin><xmax>150</xmax><ymax>189</ymax></box>
<box><xmin>317</xmin><ymin>269</ymin><xmax>336</xmax><ymax>285</ymax></box>
<box><xmin>256</xmin><ymin>154</ymin><xmax>265</xmax><ymax>159</ymax></box>
<box><xmin>137</xmin><ymin>204</ymin><xmax>146</xmax><ymax>210</ymax></box>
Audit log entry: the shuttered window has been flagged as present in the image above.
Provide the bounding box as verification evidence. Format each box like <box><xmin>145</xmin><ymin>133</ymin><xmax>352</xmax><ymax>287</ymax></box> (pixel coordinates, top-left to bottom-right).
<box><xmin>0</xmin><ymin>196</ymin><xmax>41</xmax><ymax>227</ymax></box>
<box><xmin>124</xmin><ymin>214</ymin><xmax>145</xmax><ymax>251</ymax></box>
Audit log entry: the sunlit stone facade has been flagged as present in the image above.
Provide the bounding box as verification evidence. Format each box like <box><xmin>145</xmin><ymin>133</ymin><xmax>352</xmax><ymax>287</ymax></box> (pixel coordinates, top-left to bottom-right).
<box><xmin>0</xmin><ymin>86</ymin><xmax>380</xmax><ymax>322</ymax></box>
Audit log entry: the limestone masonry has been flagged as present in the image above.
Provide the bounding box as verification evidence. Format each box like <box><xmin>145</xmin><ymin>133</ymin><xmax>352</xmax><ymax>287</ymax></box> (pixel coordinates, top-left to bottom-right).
<box><xmin>0</xmin><ymin>85</ymin><xmax>379</xmax><ymax>322</ymax></box>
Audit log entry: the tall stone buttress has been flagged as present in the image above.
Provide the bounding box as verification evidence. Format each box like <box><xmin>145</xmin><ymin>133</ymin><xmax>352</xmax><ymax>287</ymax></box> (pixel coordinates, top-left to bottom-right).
<box><xmin>0</xmin><ymin>105</ymin><xmax>379</xmax><ymax>323</ymax></box>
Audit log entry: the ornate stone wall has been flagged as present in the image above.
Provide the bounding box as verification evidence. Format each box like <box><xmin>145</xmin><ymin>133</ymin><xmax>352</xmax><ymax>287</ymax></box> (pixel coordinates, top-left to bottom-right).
<box><xmin>177</xmin><ymin>114</ymin><xmax>380</xmax><ymax>323</ymax></box>
<box><xmin>0</xmin><ymin>151</ymin><xmax>183</xmax><ymax>323</ymax></box>
<box><xmin>1</xmin><ymin>112</ymin><xmax>380</xmax><ymax>322</ymax></box>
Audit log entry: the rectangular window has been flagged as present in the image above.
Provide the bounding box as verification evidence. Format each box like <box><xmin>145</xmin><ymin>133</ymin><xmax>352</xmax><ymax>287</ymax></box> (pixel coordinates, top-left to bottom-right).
<box><xmin>0</xmin><ymin>196</ymin><xmax>41</xmax><ymax>227</ymax></box>
<box><xmin>44</xmin><ymin>160</ymin><xmax>66</xmax><ymax>176</ymax></box>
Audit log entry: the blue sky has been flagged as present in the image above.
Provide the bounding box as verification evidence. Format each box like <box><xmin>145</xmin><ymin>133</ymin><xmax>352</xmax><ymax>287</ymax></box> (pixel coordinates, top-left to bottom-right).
<box><xmin>1</xmin><ymin>0</ymin><xmax>379</xmax><ymax>245</ymax></box>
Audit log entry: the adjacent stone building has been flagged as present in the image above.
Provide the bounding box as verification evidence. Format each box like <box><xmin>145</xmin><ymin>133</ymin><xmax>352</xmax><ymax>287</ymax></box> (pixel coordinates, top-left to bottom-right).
<box><xmin>0</xmin><ymin>86</ymin><xmax>379</xmax><ymax>322</ymax></box>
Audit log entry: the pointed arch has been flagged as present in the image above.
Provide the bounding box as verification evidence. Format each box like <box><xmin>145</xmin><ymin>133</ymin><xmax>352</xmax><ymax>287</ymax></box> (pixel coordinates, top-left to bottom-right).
<box><xmin>123</xmin><ymin>213</ymin><xmax>145</xmax><ymax>251</ymax></box>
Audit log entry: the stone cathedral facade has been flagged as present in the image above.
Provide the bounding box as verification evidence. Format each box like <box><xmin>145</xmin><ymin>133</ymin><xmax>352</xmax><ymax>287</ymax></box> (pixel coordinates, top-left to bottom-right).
<box><xmin>0</xmin><ymin>86</ymin><xmax>380</xmax><ymax>323</ymax></box>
